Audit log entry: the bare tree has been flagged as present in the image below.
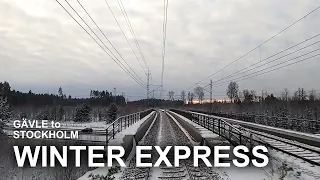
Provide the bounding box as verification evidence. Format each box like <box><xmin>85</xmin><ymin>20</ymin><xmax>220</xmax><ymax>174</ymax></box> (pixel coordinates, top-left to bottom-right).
<box><xmin>190</xmin><ymin>92</ymin><xmax>195</xmax><ymax>104</ymax></box>
<box><xmin>187</xmin><ymin>92</ymin><xmax>195</xmax><ymax>104</ymax></box>
<box><xmin>251</xmin><ymin>90</ymin><xmax>257</xmax><ymax>102</ymax></box>
<box><xmin>168</xmin><ymin>91</ymin><xmax>175</xmax><ymax>101</ymax></box>
<box><xmin>293</xmin><ymin>91</ymin><xmax>299</xmax><ymax>101</ymax></box>
<box><xmin>226</xmin><ymin>81</ymin><xmax>239</xmax><ymax>102</ymax></box>
<box><xmin>281</xmin><ymin>88</ymin><xmax>290</xmax><ymax>101</ymax></box>
<box><xmin>194</xmin><ymin>86</ymin><xmax>205</xmax><ymax>104</ymax></box>
<box><xmin>292</xmin><ymin>87</ymin><xmax>307</xmax><ymax>101</ymax></box>
<box><xmin>237</xmin><ymin>91</ymin><xmax>243</xmax><ymax>102</ymax></box>
<box><xmin>309</xmin><ymin>89</ymin><xmax>317</xmax><ymax>101</ymax></box>
<box><xmin>243</xmin><ymin>89</ymin><xmax>255</xmax><ymax>103</ymax></box>
<box><xmin>181</xmin><ymin>90</ymin><xmax>186</xmax><ymax>104</ymax></box>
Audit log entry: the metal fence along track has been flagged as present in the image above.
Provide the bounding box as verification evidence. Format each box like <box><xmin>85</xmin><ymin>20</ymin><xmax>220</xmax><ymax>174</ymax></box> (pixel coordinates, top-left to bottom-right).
<box><xmin>105</xmin><ymin>109</ymin><xmax>154</xmax><ymax>145</ymax></box>
<box><xmin>171</xmin><ymin>109</ymin><xmax>320</xmax><ymax>166</ymax></box>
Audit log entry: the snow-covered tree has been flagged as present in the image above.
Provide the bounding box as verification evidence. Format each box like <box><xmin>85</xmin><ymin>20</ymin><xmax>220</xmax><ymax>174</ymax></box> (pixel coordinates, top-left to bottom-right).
<box><xmin>0</xmin><ymin>120</ymin><xmax>4</xmax><ymax>134</ymax></box>
<box><xmin>309</xmin><ymin>89</ymin><xmax>317</xmax><ymax>101</ymax></box>
<box><xmin>74</xmin><ymin>104</ymin><xmax>91</xmax><ymax>122</ymax></box>
<box><xmin>108</xmin><ymin>103</ymin><xmax>118</xmax><ymax>123</ymax></box>
<box><xmin>58</xmin><ymin>87</ymin><xmax>63</xmax><ymax>98</ymax></box>
<box><xmin>0</xmin><ymin>96</ymin><xmax>10</xmax><ymax>120</ymax></box>
<box><xmin>57</xmin><ymin>105</ymin><xmax>64</xmax><ymax>121</ymax></box>
<box><xmin>0</xmin><ymin>96</ymin><xmax>10</xmax><ymax>135</ymax></box>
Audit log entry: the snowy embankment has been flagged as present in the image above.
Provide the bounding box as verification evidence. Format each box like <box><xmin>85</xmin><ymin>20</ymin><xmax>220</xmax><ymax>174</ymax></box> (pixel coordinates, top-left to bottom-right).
<box><xmin>171</xmin><ymin>111</ymin><xmax>320</xmax><ymax>180</ymax></box>
<box><xmin>219</xmin><ymin>149</ymin><xmax>320</xmax><ymax>180</ymax></box>
<box><xmin>59</xmin><ymin>121</ymin><xmax>108</xmax><ymax>130</ymax></box>
<box><xmin>169</xmin><ymin>111</ymin><xmax>219</xmax><ymax>139</ymax></box>
<box><xmin>77</xmin><ymin>111</ymin><xmax>156</xmax><ymax>180</ymax></box>
<box><xmin>106</xmin><ymin>111</ymin><xmax>155</xmax><ymax>146</ymax></box>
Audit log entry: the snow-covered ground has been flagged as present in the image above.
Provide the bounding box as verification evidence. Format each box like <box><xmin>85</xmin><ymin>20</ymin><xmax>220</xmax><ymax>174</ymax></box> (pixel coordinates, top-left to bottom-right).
<box><xmin>217</xmin><ymin>150</ymin><xmax>320</xmax><ymax>180</ymax></box>
<box><xmin>170</xmin><ymin>111</ymin><xmax>220</xmax><ymax>139</ymax></box>
<box><xmin>119</xmin><ymin>110</ymin><xmax>221</xmax><ymax>180</ymax></box>
<box><xmin>59</xmin><ymin>121</ymin><xmax>108</xmax><ymax>130</ymax></box>
<box><xmin>77</xmin><ymin>110</ymin><xmax>320</xmax><ymax>180</ymax></box>
<box><xmin>178</xmin><ymin>111</ymin><xmax>320</xmax><ymax>180</ymax></box>
<box><xmin>77</xmin><ymin>111</ymin><xmax>156</xmax><ymax>180</ymax></box>
<box><xmin>106</xmin><ymin>111</ymin><xmax>156</xmax><ymax>146</ymax></box>
<box><xmin>208</xmin><ymin>113</ymin><xmax>320</xmax><ymax>141</ymax></box>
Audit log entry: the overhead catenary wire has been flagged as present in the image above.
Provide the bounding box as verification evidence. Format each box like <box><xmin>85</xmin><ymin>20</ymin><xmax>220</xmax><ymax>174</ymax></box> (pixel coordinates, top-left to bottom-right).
<box><xmin>160</xmin><ymin>0</ymin><xmax>169</xmax><ymax>98</ymax></box>
<box><xmin>103</xmin><ymin>0</ymin><xmax>147</xmax><ymax>74</ymax></box>
<box><xmin>212</xmin><ymin>51</ymin><xmax>320</xmax><ymax>87</ymax></box>
<box><xmin>213</xmin><ymin>38</ymin><xmax>320</xmax><ymax>84</ymax></box>
<box><xmin>63</xmin><ymin>0</ymin><xmax>146</xmax><ymax>87</ymax></box>
<box><xmin>117</xmin><ymin>0</ymin><xmax>149</xmax><ymax>71</ymax></box>
<box><xmin>195</xmin><ymin>4</ymin><xmax>320</xmax><ymax>84</ymax></box>
<box><xmin>56</xmin><ymin>0</ymin><xmax>145</xmax><ymax>88</ymax></box>
<box><xmin>76</xmin><ymin>0</ymin><xmax>145</xmax><ymax>85</ymax></box>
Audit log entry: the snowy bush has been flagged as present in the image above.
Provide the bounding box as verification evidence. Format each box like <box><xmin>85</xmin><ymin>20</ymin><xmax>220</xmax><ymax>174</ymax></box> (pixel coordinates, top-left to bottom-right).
<box><xmin>88</xmin><ymin>166</ymin><xmax>120</xmax><ymax>180</ymax></box>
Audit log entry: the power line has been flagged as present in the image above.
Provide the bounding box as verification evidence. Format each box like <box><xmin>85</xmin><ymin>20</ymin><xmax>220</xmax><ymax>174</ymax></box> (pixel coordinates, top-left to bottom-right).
<box><xmin>76</xmin><ymin>0</ymin><xmax>145</xmax><ymax>85</ymax></box>
<box><xmin>103</xmin><ymin>0</ymin><xmax>147</xmax><ymax>74</ymax></box>
<box><xmin>56</xmin><ymin>0</ymin><xmax>145</xmax><ymax>88</ymax></box>
<box><xmin>117</xmin><ymin>0</ymin><xmax>149</xmax><ymax>71</ymax></box>
<box><xmin>160</xmin><ymin>0</ymin><xmax>169</xmax><ymax>98</ymax></box>
<box><xmin>64</xmin><ymin>0</ymin><xmax>145</xmax><ymax>87</ymax></box>
<box><xmin>212</xmin><ymin>51</ymin><xmax>320</xmax><ymax>87</ymax></box>
<box><xmin>195</xmin><ymin>4</ymin><xmax>320</xmax><ymax>84</ymax></box>
<box><xmin>213</xmin><ymin>38</ymin><xmax>320</xmax><ymax>84</ymax></box>
<box><xmin>213</xmin><ymin>50</ymin><xmax>320</xmax><ymax>86</ymax></box>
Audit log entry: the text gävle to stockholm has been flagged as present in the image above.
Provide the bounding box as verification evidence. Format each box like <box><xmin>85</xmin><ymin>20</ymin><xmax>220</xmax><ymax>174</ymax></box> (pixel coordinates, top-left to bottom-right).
<box><xmin>12</xmin><ymin>120</ymin><xmax>78</xmax><ymax>139</ymax></box>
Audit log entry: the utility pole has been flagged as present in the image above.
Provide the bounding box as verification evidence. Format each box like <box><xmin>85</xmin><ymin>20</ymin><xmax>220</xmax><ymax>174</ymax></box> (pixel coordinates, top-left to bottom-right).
<box><xmin>210</xmin><ymin>79</ymin><xmax>213</xmax><ymax>113</ymax></box>
<box><xmin>122</xmin><ymin>92</ymin><xmax>126</xmax><ymax>104</ymax></box>
<box><xmin>147</xmin><ymin>70</ymin><xmax>150</xmax><ymax>99</ymax></box>
<box><xmin>113</xmin><ymin>88</ymin><xmax>117</xmax><ymax>96</ymax></box>
<box><xmin>261</xmin><ymin>90</ymin><xmax>264</xmax><ymax>112</ymax></box>
<box><xmin>113</xmin><ymin>88</ymin><xmax>116</xmax><ymax>102</ymax></box>
<box><xmin>146</xmin><ymin>70</ymin><xmax>151</xmax><ymax>107</ymax></box>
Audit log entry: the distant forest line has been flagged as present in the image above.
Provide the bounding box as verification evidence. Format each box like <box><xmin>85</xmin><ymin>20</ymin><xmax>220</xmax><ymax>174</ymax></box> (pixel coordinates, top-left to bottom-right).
<box><xmin>0</xmin><ymin>81</ymin><xmax>182</xmax><ymax>121</ymax></box>
<box><xmin>1</xmin><ymin>81</ymin><xmax>320</xmax><ymax>121</ymax></box>
<box><xmin>177</xmin><ymin>81</ymin><xmax>320</xmax><ymax>120</ymax></box>
<box><xmin>0</xmin><ymin>81</ymin><xmax>126</xmax><ymax>107</ymax></box>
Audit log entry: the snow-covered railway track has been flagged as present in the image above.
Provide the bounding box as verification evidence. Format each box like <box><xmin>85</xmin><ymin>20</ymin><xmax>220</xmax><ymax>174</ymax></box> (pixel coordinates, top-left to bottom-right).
<box><xmin>184</xmin><ymin>110</ymin><xmax>320</xmax><ymax>167</ymax></box>
<box><xmin>171</xmin><ymin>109</ymin><xmax>320</xmax><ymax>170</ymax></box>
<box><xmin>242</xmin><ymin>127</ymin><xmax>320</xmax><ymax>166</ymax></box>
<box><xmin>120</xmin><ymin>110</ymin><xmax>221</xmax><ymax>180</ymax></box>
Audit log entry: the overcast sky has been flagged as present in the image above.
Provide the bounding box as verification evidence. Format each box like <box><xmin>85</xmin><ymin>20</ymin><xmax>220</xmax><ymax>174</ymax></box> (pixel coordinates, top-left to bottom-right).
<box><xmin>0</xmin><ymin>0</ymin><xmax>320</xmax><ymax>100</ymax></box>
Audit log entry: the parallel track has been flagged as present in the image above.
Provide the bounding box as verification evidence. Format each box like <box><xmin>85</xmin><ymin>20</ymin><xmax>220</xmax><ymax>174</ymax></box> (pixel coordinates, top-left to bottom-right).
<box><xmin>186</xmin><ymin>110</ymin><xmax>320</xmax><ymax>167</ymax></box>
<box><xmin>243</xmin><ymin>127</ymin><xmax>320</xmax><ymax>166</ymax></box>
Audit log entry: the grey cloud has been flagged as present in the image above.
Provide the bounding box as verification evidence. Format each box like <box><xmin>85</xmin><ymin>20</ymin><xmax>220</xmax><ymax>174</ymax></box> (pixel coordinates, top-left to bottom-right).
<box><xmin>0</xmin><ymin>0</ymin><xmax>320</xmax><ymax>100</ymax></box>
